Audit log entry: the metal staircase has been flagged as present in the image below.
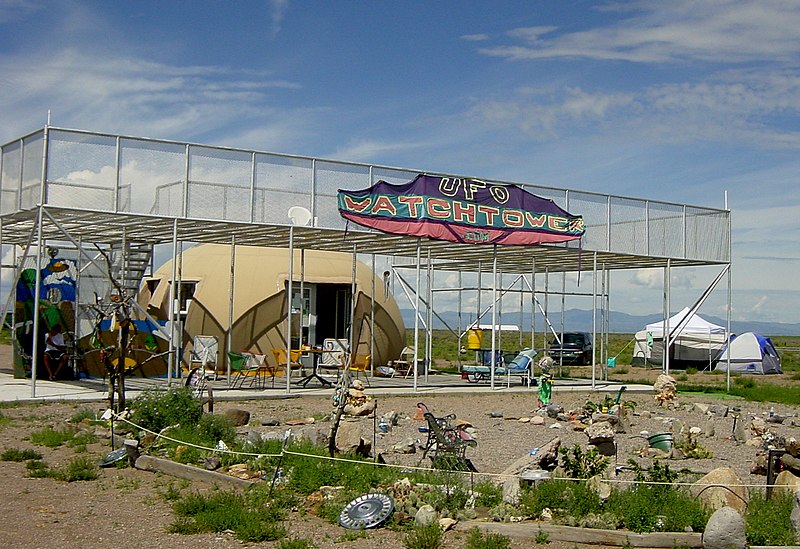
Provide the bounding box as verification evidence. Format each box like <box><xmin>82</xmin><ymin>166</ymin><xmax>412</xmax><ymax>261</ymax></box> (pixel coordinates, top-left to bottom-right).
<box><xmin>110</xmin><ymin>241</ymin><xmax>153</xmax><ymax>298</ymax></box>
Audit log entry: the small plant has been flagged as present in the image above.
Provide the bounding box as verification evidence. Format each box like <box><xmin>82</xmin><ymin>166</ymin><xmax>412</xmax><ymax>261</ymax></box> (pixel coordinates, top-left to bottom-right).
<box><xmin>674</xmin><ymin>434</ymin><xmax>713</xmax><ymax>459</ymax></box>
<box><xmin>70</xmin><ymin>407</ymin><xmax>98</xmax><ymax>424</ymax></box>
<box><xmin>25</xmin><ymin>456</ymin><xmax>99</xmax><ymax>481</ymax></box>
<box><xmin>1</xmin><ymin>447</ymin><xmax>42</xmax><ymax>461</ymax></box>
<box><xmin>559</xmin><ymin>444</ymin><xmax>609</xmax><ymax>479</ymax></box>
<box><xmin>685</xmin><ymin>367</ymin><xmax>697</xmax><ymax>375</ymax></box>
<box><xmin>336</xmin><ymin>529</ymin><xmax>368</xmax><ymax>542</ymax></box>
<box><xmin>129</xmin><ymin>387</ymin><xmax>203</xmax><ymax>433</ymax></box>
<box><xmin>277</xmin><ymin>538</ymin><xmax>317</xmax><ymax>549</ymax></box>
<box><xmin>403</xmin><ymin>522</ymin><xmax>443</xmax><ymax>549</ymax></box>
<box><xmin>465</xmin><ymin>526</ymin><xmax>511</xmax><ymax>549</ymax></box>
<box><xmin>534</xmin><ymin>527</ymin><xmax>550</xmax><ymax>544</ymax></box>
<box><xmin>746</xmin><ymin>491</ymin><xmax>796</xmax><ymax>546</ymax></box>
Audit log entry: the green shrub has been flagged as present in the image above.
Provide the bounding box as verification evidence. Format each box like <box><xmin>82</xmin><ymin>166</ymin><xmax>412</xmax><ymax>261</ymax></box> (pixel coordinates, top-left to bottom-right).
<box><xmin>465</xmin><ymin>526</ymin><xmax>511</xmax><ymax>549</ymax></box>
<box><xmin>746</xmin><ymin>491</ymin><xmax>796</xmax><ymax>546</ymax></box>
<box><xmin>129</xmin><ymin>387</ymin><xmax>203</xmax><ymax>433</ymax></box>
<box><xmin>403</xmin><ymin>522</ymin><xmax>443</xmax><ymax>549</ymax></box>
<box><xmin>70</xmin><ymin>407</ymin><xmax>98</xmax><ymax>424</ymax></box>
<box><xmin>606</xmin><ymin>482</ymin><xmax>707</xmax><ymax>533</ymax></box>
<box><xmin>24</xmin><ymin>456</ymin><xmax>99</xmax><ymax>482</ymax></box>
<box><xmin>472</xmin><ymin>481</ymin><xmax>503</xmax><ymax>508</ymax></box>
<box><xmin>30</xmin><ymin>426</ymin><xmax>77</xmax><ymax>448</ymax></box>
<box><xmin>520</xmin><ymin>479</ymin><xmax>602</xmax><ymax>519</ymax></box>
<box><xmin>169</xmin><ymin>488</ymin><xmax>287</xmax><ymax>542</ymax></box>
<box><xmin>1</xmin><ymin>447</ymin><xmax>42</xmax><ymax>461</ymax></box>
<box><xmin>559</xmin><ymin>444</ymin><xmax>609</xmax><ymax>479</ymax></box>
<box><xmin>734</xmin><ymin>376</ymin><xmax>755</xmax><ymax>389</ymax></box>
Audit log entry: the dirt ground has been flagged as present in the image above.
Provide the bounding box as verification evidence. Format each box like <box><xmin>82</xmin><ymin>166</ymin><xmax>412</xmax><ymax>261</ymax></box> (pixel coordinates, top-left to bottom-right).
<box><xmin>0</xmin><ymin>367</ymin><xmax>797</xmax><ymax>548</ymax></box>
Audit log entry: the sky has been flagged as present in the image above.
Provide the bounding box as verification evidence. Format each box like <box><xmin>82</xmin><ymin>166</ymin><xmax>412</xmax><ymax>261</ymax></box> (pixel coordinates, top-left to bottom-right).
<box><xmin>0</xmin><ymin>0</ymin><xmax>798</xmax><ymax>327</ymax></box>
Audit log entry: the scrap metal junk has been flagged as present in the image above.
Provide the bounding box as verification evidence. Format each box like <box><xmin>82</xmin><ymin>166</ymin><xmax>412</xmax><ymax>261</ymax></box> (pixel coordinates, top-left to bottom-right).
<box><xmin>338</xmin><ymin>493</ymin><xmax>394</xmax><ymax>529</ymax></box>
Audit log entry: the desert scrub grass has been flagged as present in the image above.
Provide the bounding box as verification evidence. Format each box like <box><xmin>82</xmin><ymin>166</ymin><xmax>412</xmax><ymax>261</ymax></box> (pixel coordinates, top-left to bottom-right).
<box><xmin>25</xmin><ymin>456</ymin><xmax>99</xmax><ymax>482</ymax></box>
<box><xmin>284</xmin><ymin>439</ymin><xmax>402</xmax><ymax>496</ymax></box>
<box><xmin>336</xmin><ymin>529</ymin><xmax>369</xmax><ymax>542</ymax></box>
<box><xmin>29</xmin><ymin>425</ymin><xmax>79</xmax><ymax>448</ymax></box>
<box><xmin>465</xmin><ymin>526</ymin><xmax>511</xmax><ymax>549</ymax></box>
<box><xmin>403</xmin><ymin>522</ymin><xmax>443</xmax><ymax>549</ymax></box>
<box><xmin>746</xmin><ymin>491</ymin><xmax>796</xmax><ymax>546</ymax></box>
<box><xmin>559</xmin><ymin>444</ymin><xmax>609</xmax><ymax>479</ymax></box>
<box><xmin>277</xmin><ymin>538</ymin><xmax>317</xmax><ymax>549</ymax></box>
<box><xmin>1</xmin><ymin>447</ymin><xmax>42</xmax><ymax>461</ymax></box>
<box><xmin>169</xmin><ymin>488</ymin><xmax>287</xmax><ymax>542</ymax></box>
<box><xmin>520</xmin><ymin>479</ymin><xmax>602</xmax><ymax>521</ymax></box>
<box><xmin>472</xmin><ymin>480</ymin><xmax>503</xmax><ymax>508</ymax></box>
<box><xmin>69</xmin><ymin>407</ymin><xmax>99</xmax><ymax>424</ymax></box>
<box><xmin>129</xmin><ymin>387</ymin><xmax>203</xmax><ymax>433</ymax></box>
<box><xmin>0</xmin><ymin>411</ymin><xmax>13</xmax><ymax>429</ymax></box>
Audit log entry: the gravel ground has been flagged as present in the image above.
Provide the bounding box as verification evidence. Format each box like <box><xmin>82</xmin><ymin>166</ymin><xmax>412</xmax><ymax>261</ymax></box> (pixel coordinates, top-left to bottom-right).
<box><xmin>0</xmin><ymin>381</ymin><xmax>797</xmax><ymax>548</ymax></box>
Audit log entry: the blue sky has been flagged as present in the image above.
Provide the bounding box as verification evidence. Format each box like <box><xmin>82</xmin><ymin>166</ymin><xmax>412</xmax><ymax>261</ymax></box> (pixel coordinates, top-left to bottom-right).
<box><xmin>1</xmin><ymin>0</ymin><xmax>798</xmax><ymax>326</ymax></box>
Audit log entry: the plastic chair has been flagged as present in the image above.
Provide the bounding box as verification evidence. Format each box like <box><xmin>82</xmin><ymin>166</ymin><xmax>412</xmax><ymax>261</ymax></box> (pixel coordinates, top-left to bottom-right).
<box><xmin>349</xmin><ymin>353</ymin><xmax>371</xmax><ymax>386</ymax></box>
<box><xmin>271</xmin><ymin>348</ymin><xmax>303</xmax><ymax>378</ymax></box>
<box><xmin>228</xmin><ymin>351</ymin><xmax>261</xmax><ymax>388</ymax></box>
<box><xmin>190</xmin><ymin>335</ymin><xmax>219</xmax><ymax>379</ymax></box>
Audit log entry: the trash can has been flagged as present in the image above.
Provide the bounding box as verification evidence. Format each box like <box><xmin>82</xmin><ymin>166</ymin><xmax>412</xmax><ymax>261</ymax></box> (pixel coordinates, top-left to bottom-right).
<box><xmin>466</xmin><ymin>329</ymin><xmax>483</xmax><ymax>351</ymax></box>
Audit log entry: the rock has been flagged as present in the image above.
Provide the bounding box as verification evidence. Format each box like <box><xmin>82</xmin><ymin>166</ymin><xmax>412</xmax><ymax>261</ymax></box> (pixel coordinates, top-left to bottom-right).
<box><xmin>750</xmin><ymin>453</ymin><xmax>768</xmax><ymax>475</ymax></box>
<box><xmin>584</xmin><ymin>421</ymin><xmax>615</xmax><ymax>444</ymax></box>
<box><xmin>549</xmin><ymin>423</ymin><xmax>562</xmax><ymax>429</ymax></box>
<box><xmin>438</xmin><ymin>517</ymin><xmax>457</xmax><ymax>532</ymax></box>
<box><xmin>502</xmin><ymin>476</ymin><xmax>521</xmax><ymax>505</ymax></box>
<box><xmin>704</xmin><ymin>419</ymin><xmax>715</xmax><ymax>438</ymax></box>
<box><xmin>335</xmin><ymin>421</ymin><xmax>371</xmax><ymax>457</ymax></box>
<box><xmin>392</xmin><ymin>438</ymin><xmax>417</xmax><ymax>454</ymax></box>
<box><xmin>415</xmin><ymin>504</ymin><xmax>437</xmax><ymax>526</ymax></box>
<box><xmin>786</xmin><ymin>437</ymin><xmax>800</xmax><ymax>457</ymax></box>
<box><xmin>694</xmin><ymin>403</ymin><xmax>710</xmax><ymax>414</ymax></box>
<box><xmin>792</xmin><ymin>490</ymin><xmax>800</xmax><ymax>542</ymax></box>
<box><xmin>751</xmin><ymin>418</ymin><xmax>767</xmax><ymax>437</ymax></box>
<box><xmin>591</xmin><ymin>440</ymin><xmax>617</xmax><ymax>457</ymax></box>
<box><xmin>690</xmin><ymin>467</ymin><xmax>749</xmax><ymax>514</ymax></box>
<box><xmin>591</xmin><ymin>413</ymin><xmax>619</xmax><ymax>426</ymax></box>
<box><xmin>224</xmin><ymin>408</ymin><xmax>251</xmax><ymax>426</ymax></box>
<box><xmin>344</xmin><ymin>399</ymin><xmax>376</xmax><ymax>416</ymax></box>
<box><xmin>261</xmin><ymin>418</ymin><xmax>280</xmax><ymax>426</ymax></box>
<box><xmin>489</xmin><ymin>410</ymin><xmax>503</xmax><ymax>418</ymax></box>
<box><xmin>540</xmin><ymin>508</ymin><xmax>553</xmax><ymax>521</ymax></box>
<box><xmin>766</xmin><ymin>415</ymin><xmax>786</xmax><ymax>424</ymax></box>
<box><xmin>689</xmin><ymin>426</ymin><xmax>702</xmax><ymax>436</ymax></box>
<box><xmin>518</xmin><ymin>417</ymin><xmax>530</xmax><ymax>423</ymax></box>
<box><xmin>546</xmin><ymin>404</ymin><xmax>562</xmax><ymax>418</ymax></box>
<box><xmin>702</xmin><ymin>506</ymin><xmax>746</xmax><ymax>549</ymax></box>
<box><xmin>708</xmin><ymin>405</ymin><xmax>729</xmax><ymax>418</ymax></box>
<box><xmin>774</xmin><ymin>470</ymin><xmax>800</xmax><ymax>496</ymax></box>
<box><xmin>530</xmin><ymin>416</ymin><xmax>545</xmax><ymax>426</ymax></box>
<box><xmin>570</xmin><ymin>420</ymin><xmax>586</xmax><ymax>431</ymax></box>
<box><xmin>733</xmin><ymin>417</ymin><xmax>748</xmax><ymax>443</ymax></box>
<box><xmin>586</xmin><ymin>475</ymin><xmax>612</xmax><ymax>500</ymax></box>
<box><xmin>383</xmin><ymin>409</ymin><xmax>400</xmax><ymax>426</ymax></box>
<box><xmin>204</xmin><ymin>456</ymin><xmax>221</xmax><ymax>470</ymax></box>
<box><xmin>783</xmin><ymin>454</ymin><xmax>800</xmax><ymax>475</ymax></box>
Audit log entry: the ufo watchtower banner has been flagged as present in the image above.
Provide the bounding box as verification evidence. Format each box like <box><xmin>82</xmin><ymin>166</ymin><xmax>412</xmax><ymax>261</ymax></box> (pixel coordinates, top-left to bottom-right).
<box><xmin>338</xmin><ymin>174</ymin><xmax>585</xmax><ymax>246</ymax></box>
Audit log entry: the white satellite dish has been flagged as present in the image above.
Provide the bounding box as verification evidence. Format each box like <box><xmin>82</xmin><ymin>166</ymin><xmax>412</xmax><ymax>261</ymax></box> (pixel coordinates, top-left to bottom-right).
<box><xmin>288</xmin><ymin>206</ymin><xmax>313</xmax><ymax>226</ymax></box>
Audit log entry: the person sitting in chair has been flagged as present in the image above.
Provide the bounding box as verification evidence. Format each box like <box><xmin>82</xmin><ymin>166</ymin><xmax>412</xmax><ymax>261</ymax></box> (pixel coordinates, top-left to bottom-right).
<box><xmin>44</xmin><ymin>324</ymin><xmax>69</xmax><ymax>380</ymax></box>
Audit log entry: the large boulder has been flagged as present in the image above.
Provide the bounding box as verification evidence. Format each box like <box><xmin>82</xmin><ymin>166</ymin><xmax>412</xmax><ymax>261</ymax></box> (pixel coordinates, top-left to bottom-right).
<box><xmin>690</xmin><ymin>467</ymin><xmax>749</xmax><ymax>514</ymax></box>
<box><xmin>702</xmin><ymin>506</ymin><xmax>746</xmax><ymax>549</ymax></box>
<box><xmin>792</xmin><ymin>490</ymin><xmax>800</xmax><ymax>542</ymax></box>
<box><xmin>335</xmin><ymin>421</ymin><xmax>372</xmax><ymax>457</ymax></box>
<box><xmin>774</xmin><ymin>470</ymin><xmax>800</xmax><ymax>497</ymax></box>
<box><xmin>584</xmin><ymin>421</ymin><xmax>615</xmax><ymax>444</ymax></box>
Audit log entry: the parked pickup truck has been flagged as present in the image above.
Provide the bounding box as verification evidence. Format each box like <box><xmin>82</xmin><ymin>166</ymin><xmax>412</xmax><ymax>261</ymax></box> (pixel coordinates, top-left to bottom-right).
<box><xmin>548</xmin><ymin>332</ymin><xmax>593</xmax><ymax>365</ymax></box>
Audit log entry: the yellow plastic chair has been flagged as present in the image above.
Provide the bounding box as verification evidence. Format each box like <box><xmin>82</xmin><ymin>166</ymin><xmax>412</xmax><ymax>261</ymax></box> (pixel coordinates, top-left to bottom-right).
<box><xmin>349</xmin><ymin>353</ymin><xmax>371</xmax><ymax>386</ymax></box>
<box><xmin>271</xmin><ymin>348</ymin><xmax>303</xmax><ymax>379</ymax></box>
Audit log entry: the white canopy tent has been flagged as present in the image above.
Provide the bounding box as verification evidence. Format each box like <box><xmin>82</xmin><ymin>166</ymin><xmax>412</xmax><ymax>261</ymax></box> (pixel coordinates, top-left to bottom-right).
<box><xmin>633</xmin><ymin>307</ymin><xmax>728</xmax><ymax>369</ymax></box>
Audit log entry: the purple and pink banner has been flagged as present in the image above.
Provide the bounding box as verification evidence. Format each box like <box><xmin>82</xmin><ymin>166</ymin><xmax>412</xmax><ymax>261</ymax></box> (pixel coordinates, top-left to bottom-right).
<box><xmin>338</xmin><ymin>174</ymin><xmax>585</xmax><ymax>246</ymax></box>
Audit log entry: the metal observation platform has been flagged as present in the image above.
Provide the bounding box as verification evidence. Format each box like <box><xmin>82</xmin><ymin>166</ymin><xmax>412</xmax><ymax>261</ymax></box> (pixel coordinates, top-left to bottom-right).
<box><xmin>0</xmin><ymin>126</ymin><xmax>731</xmax><ymax>396</ymax></box>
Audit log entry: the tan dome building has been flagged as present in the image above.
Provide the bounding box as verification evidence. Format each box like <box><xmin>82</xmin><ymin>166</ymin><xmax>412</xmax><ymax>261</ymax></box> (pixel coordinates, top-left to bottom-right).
<box><xmin>138</xmin><ymin>244</ymin><xmax>406</xmax><ymax>370</ymax></box>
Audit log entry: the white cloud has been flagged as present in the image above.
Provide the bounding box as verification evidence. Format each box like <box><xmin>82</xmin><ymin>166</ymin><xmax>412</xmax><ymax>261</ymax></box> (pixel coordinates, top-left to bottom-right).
<box><xmin>270</xmin><ymin>0</ymin><xmax>290</xmax><ymax>38</ymax></box>
<box><xmin>461</xmin><ymin>33</ymin><xmax>490</xmax><ymax>42</ymax></box>
<box><xmin>480</xmin><ymin>1</ymin><xmax>800</xmax><ymax>64</ymax></box>
<box><xmin>0</xmin><ymin>48</ymin><xmax>304</xmax><ymax>144</ymax></box>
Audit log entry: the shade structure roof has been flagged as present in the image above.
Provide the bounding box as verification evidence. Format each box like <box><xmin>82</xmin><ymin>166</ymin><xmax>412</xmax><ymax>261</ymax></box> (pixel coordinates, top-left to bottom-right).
<box><xmin>0</xmin><ymin>126</ymin><xmax>730</xmax><ymax>276</ymax></box>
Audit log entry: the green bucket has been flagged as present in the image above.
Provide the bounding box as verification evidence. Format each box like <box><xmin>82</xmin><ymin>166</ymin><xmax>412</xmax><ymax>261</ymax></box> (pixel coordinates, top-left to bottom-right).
<box><xmin>606</xmin><ymin>357</ymin><xmax>616</xmax><ymax>368</ymax></box>
<box><xmin>647</xmin><ymin>432</ymin><xmax>673</xmax><ymax>452</ymax></box>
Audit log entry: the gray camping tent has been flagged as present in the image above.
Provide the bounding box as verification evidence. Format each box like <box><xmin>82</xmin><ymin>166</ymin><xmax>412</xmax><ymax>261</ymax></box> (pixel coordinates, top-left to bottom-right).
<box><xmin>714</xmin><ymin>332</ymin><xmax>782</xmax><ymax>375</ymax></box>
